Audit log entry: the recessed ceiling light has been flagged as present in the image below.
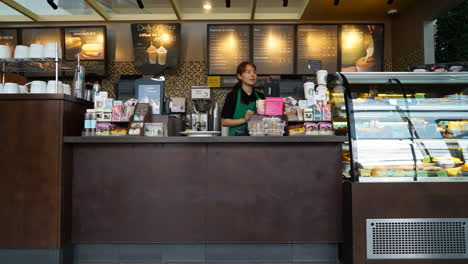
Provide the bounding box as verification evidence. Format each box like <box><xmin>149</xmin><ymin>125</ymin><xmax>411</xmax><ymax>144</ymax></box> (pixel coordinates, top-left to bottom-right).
<box><xmin>203</xmin><ymin>2</ymin><xmax>212</xmax><ymax>10</ymax></box>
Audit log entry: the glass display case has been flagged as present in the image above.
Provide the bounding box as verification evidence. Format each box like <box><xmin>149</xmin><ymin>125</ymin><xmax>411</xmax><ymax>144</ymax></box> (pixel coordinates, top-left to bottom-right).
<box><xmin>339</xmin><ymin>72</ymin><xmax>468</xmax><ymax>182</ymax></box>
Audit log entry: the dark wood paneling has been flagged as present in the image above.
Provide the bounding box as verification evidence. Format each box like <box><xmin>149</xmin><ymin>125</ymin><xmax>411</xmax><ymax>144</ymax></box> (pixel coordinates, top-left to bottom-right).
<box><xmin>0</xmin><ymin>100</ymin><xmax>62</xmax><ymax>248</ymax></box>
<box><xmin>72</xmin><ymin>144</ymin><xmax>207</xmax><ymax>242</ymax></box>
<box><xmin>71</xmin><ymin>142</ymin><xmax>343</xmax><ymax>243</ymax></box>
<box><xmin>206</xmin><ymin>143</ymin><xmax>343</xmax><ymax>242</ymax></box>
<box><xmin>344</xmin><ymin>181</ymin><xmax>468</xmax><ymax>264</ymax></box>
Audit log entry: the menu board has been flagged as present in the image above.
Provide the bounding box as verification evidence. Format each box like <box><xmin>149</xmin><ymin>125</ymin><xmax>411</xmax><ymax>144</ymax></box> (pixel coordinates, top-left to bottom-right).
<box><xmin>341</xmin><ymin>24</ymin><xmax>384</xmax><ymax>72</ymax></box>
<box><xmin>208</xmin><ymin>25</ymin><xmax>250</xmax><ymax>75</ymax></box>
<box><xmin>64</xmin><ymin>27</ymin><xmax>106</xmax><ymax>61</ymax></box>
<box><xmin>21</xmin><ymin>27</ymin><xmax>61</xmax><ymax>47</ymax></box>
<box><xmin>253</xmin><ymin>25</ymin><xmax>294</xmax><ymax>75</ymax></box>
<box><xmin>131</xmin><ymin>23</ymin><xmax>181</xmax><ymax>75</ymax></box>
<box><xmin>297</xmin><ymin>25</ymin><xmax>338</xmax><ymax>74</ymax></box>
<box><xmin>0</xmin><ymin>28</ymin><xmax>18</xmax><ymax>56</ymax></box>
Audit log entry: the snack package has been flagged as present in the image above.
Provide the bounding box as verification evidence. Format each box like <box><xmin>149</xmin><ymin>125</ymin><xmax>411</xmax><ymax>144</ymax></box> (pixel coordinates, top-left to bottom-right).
<box><xmin>112</xmin><ymin>102</ymin><xmax>123</xmax><ymax>121</ymax></box>
<box><xmin>110</xmin><ymin>128</ymin><xmax>128</xmax><ymax>136</ymax></box>
<box><xmin>94</xmin><ymin>91</ymin><xmax>108</xmax><ymax>110</ymax></box>
<box><xmin>304</xmin><ymin>122</ymin><xmax>320</xmax><ymax>135</ymax></box>
<box><xmin>102</xmin><ymin>109</ymin><xmax>112</xmax><ymax>122</ymax></box>
<box><xmin>128</xmin><ymin>122</ymin><xmax>144</xmax><ymax>136</ymax></box>
<box><xmin>312</xmin><ymin>104</ymin><xmax>322</xmax><ymax>121</ymax></box>
<box><xmin>144</xmin><ymin>123</ymin><xmax>164</xmax><ymax>137</ymax></box>
<box><xmin>321</xmin><ymin>104</ymin><xmax>331</xmax><ymax>121</ymax></box>
<box><xmin>304</xmin><ymin>108</ymin><xmax>313</xmax><ymax>121</ymax></box>
<box><xmin>319</xmin><ymin>122</ymin><xmax>333</xmax><ymax>135</ymax></box>
<box><xmin>256</xmin><ymin>99</ymin><xmax>266</xmax><ymax>115</ymax></box>
<box><xmin>288</xmin><ymin>125</ymin><xmax>305</xmax><ymax>136</ymax></box>
<box><xmin>96</xmin><ymin>122</ymin><xmax>113</xmax><ymax>136</ymax></box>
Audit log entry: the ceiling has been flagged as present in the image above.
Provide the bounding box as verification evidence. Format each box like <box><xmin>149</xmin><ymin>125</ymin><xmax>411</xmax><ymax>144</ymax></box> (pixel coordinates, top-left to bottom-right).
<box><xmin>0</xmin><ymin>0</ymin><xmax>459</xmax><ymax>22</ymax></box>
<box><xmin>301</xmin><ymin>0</ymin><xmax>417</xmax><ymax>20</ymax></box>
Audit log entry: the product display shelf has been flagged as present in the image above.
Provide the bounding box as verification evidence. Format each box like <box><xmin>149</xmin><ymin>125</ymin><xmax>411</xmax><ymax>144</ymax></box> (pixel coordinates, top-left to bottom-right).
<box><xmin>1</xmin><ymin>43</ymin><xmax>73</xmax><ymax>93</ymax></box>
<box><xmin>339</xmin><ymin>72</ymin><xmax>468</xmax><ymax>183</ymax></box>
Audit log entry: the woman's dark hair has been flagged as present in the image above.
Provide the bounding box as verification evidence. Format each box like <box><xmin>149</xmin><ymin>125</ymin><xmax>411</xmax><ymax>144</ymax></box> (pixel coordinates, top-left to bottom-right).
<box><xmin>232</xmin><ymin>62</ymin><xmax>256</xmax><ymax>91</ymax></box>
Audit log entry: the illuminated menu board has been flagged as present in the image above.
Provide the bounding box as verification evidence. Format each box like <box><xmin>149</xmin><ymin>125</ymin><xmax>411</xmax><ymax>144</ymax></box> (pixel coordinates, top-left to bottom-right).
<box><xmin>297</xmin><ymin>25</ymin><xmax>338</xmax><ymax>74</ymax></box>
<box><xmin>341</xmin><ymin>24</ymin><xmax>384</xmax><ymax>72</ymax></box>
<box><xmin>253</xmin><ymin>25</ymin><xmax>294</xmax><ymax>75</ymax></box>
<box><xmin>64</xmin><ymin>27</ymin><xmax>106</xmax><ymax>61</ymax></box>
<box><xmin>208</xmin><ymin>25</ymin><xmax>250</xmax><ymax>75</ymax></box>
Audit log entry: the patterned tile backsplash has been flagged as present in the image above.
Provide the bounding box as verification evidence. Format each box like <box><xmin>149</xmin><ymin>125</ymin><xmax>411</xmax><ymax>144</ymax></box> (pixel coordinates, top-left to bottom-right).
<box><xmin>78</xmin><ymin>59</ymin><xmax>396</xmax><ymax>113</ymax></box>
<box><xmin>98</xmin><ymin>61</ymin><xmax>231</xmax><ymax>113</ymax></box>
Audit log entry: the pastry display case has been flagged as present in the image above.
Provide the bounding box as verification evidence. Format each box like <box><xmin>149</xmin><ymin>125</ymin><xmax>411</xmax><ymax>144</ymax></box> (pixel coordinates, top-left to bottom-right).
<box><xmin>339</xmin><ymin>72</ymin><xmax>468</xmax><ymax>182</ymax></box>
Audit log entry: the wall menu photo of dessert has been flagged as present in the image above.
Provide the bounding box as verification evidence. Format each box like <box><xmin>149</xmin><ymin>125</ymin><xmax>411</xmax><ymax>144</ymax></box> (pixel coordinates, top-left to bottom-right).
<box><xmin>341</xmin><ymin>24</ymin><xmax>384</xmax><ymax>72</ymax></box>
<box><xmin>64</xmin><ymin>27</ymin><xmax>106</xmax><ymax>61</ymax></box>
<box><xmin>131</xmin><ymin>23</ymin><xmax>181</xmax><ymax>74</ymax></box>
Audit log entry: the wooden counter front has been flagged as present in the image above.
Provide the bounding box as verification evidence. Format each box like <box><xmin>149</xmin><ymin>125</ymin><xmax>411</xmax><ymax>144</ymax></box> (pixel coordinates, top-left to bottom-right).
<box><xmin>0</xmin><ymin>95</ymin><xmax>90</xmax><ymax>248</ymax></box>
<box><xmin>67</xmin><ymin>137</ymin><xmax>345</xmax><ymax>243</ymax></box>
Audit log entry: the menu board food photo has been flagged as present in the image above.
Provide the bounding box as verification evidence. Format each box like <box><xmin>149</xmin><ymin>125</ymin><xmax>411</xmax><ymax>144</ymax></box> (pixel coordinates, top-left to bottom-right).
<box><xmin>21</xmin><ymin>27</ymin><xmax>61</xmax><ymax>49</ymax></box>
<box><xmin>131</xmin><ymin>23</ymin><xmax>181</xmax><ymax>74</ymax></box>
<box><xmin>253</xmin><ymin>25</ymin><xmax>295</xmax><ymax>75</ymax></box>
<box><xmin>297</xmin><ymin>25</ymin><xmax>338</xmax><ymax>74</ymax></box>
<box><xmin>64</xmin><ymin>27</ymin><xmax>106</xmax><ymax>61</ymax></box>
<box><xmin>341</xmin><ymin>24</ymin><xmax>384</xmax><ymax>72</ymax></box>
<box><xmin>208</xmin><ymin>24</ymin><xmax>250</xmax><ymax>75</ymax></box>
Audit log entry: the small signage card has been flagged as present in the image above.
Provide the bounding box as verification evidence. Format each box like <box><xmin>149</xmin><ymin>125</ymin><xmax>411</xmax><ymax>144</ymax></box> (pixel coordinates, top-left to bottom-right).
<box><xmin>265</xmin><ymin>97</ymin><xmax>284</xmax><ymax>116</ymax></box>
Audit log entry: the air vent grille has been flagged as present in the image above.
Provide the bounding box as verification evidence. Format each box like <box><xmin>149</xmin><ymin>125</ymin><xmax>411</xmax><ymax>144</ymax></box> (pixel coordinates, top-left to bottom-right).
<box><xmin>367</xmin><ymin>218</ymin><xmax>468</xmax><ymax>259</ymax></box>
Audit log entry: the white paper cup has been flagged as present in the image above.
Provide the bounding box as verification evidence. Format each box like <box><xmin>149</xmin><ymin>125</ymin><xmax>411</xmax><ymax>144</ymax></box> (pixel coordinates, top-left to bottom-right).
<box><xmin>14</xmin><ymin>45</ymin><xmax>29</xmax><ymax>59</ymax></box>
<box><xmin>0</xmin><ymin>45</ymin><xmax>11</xmax><ymax>59</ymax></box>
<box><xmin>43</xmin><ymin>43</ymin><xmax>62</xmax><ymax>58</ymax></box>
<box><xmin>26</xmin><ymin>80</ymin><xmax>47</xmax><ymax>94</ymax></box>
<box><xmin>63</xmin><ymin>84</ymin><xmax>71</xmax><ymax>95</ymax></box>
<box><xmin>29</xmin><ymin>44</ymin><xmax>44</xmax><ymax>58</ymax></box>
<box><xmin>4</xmin><ymin>82</ymin><xmax>20</xmax><ymax>93</ymax></box>
<box><xmin>46</xmin><ymin>80</ymin><xmax>63</xmax><ymax>93</ymax></box>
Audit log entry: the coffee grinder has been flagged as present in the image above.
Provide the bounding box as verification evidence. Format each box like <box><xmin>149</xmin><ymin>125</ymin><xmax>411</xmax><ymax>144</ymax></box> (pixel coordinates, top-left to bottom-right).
<box><xmin>191</xmin><ymin>86</ymin><xmax>211</xmax><ymax>131</ymax></box>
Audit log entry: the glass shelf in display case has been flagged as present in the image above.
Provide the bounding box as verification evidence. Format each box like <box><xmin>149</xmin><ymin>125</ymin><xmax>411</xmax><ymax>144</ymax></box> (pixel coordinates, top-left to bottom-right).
<box><xmin>339</xmin><ymin>72</ymin><xmax>468</xmax><ymax>182</ymax></box>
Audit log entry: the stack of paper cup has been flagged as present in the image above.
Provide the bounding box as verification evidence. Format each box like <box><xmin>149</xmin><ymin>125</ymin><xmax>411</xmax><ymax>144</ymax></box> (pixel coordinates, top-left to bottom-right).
<box><xmin>43</xmin><ymin>43</ymin><xmax>62</xmax><ymax>58</ymax></box>
<box><xmin>29</xmin><ymin>44</ymin><xmax>44</xmax><ymax>58</ymax></box>
<box><xmin>0</xmin><ymin>45</ymin><xmax>11</xmax><ymax>59</ymax></box>
<box><xmin>14</xmin><ymin>45</ymin><xmax>29</xmax><ymax>59</ymax></box>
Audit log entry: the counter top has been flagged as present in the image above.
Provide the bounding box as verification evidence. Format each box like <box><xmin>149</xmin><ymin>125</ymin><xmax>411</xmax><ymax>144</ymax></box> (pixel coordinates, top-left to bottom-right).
<box><xmin>0</xmin><ymin>94</ymin><xmax>92</xmax><ymax>105</ymax></box>
<box><xmin>64</xmin><ymin>135</ymin><xmax>347</xmax><ymax>144</ymax></box>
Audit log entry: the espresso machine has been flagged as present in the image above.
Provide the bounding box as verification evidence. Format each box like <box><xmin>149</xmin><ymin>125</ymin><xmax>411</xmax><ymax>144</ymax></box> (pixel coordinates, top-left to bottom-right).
<box><xmin>191</xmin><ymin>86</ymin><xmax>220</xmax><ymax>132</ymax></box>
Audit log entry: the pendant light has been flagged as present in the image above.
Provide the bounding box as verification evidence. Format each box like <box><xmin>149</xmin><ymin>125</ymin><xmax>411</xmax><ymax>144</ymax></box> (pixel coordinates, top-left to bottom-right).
<box><xmin>387</xmin><ymin>0</ymin><xmax>394</xmax><ymax>4</ymax></box>
<box><xmin>283</xmin><ymin>0</ymin><xmax>288</xmax><ymax>7</ymax></box>
<box><xmin>334</xmin><ymin>0</ymin><xmax>339</xmax><ymax>6</ymax></box>
<box><xmin>226</xmin><ymin>0</ymin><xmax>231</xmax><ymax>8</ymax></box>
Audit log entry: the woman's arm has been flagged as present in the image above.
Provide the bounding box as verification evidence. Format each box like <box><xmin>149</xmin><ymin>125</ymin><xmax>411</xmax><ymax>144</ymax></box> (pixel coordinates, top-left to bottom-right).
<box><xmin>221</xmin><ymin>111</ymin><xmax>254</xmax><ymax>127</ymax></box>
<box><xmin>221</xmin><ymin>118</ymin><xmax>246</xmax><ymax>127</ymax></box>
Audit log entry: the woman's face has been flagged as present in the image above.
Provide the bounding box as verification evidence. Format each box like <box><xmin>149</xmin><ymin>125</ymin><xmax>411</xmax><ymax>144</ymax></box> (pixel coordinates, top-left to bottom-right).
<box><xmin>237</xmin><ymin>64</ymin><xmax>257</xmax><ymax>87</ymax></box>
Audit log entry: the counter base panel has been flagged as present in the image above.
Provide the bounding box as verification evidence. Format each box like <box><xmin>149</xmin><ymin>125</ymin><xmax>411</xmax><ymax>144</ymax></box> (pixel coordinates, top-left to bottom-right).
<box><xmin>71</xmin><ymin>142</ymin><xmax>343</xmax><ymax>243</ymax></box>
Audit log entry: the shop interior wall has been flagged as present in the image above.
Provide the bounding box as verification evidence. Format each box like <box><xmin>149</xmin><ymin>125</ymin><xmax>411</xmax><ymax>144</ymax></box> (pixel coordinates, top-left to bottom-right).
<box><xmin>391</xmin><ymin>0</ymin><xmax>464</xmax><ymax>71</ymax></box>
<box><xmin>2</xmin><ymin>20</ymin><xmax>391</xmax><ymax>111</ymax></box>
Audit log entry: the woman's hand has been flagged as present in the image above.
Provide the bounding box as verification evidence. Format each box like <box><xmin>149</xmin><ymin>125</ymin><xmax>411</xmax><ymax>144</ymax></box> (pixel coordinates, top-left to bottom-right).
<box><xmin>244</xmin><ymin>110</ymin><xmax>254</xmax><ymax>121</ymax></box>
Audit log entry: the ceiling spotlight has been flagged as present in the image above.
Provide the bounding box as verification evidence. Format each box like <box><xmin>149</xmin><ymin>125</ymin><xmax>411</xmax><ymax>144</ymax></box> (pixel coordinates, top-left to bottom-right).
<box><xmin>47</xmin><ymin>0</ymin><xmax>58</xmax><ymax>10</ymax></box>
<box><xmin>226</xmin><ymin>0</ymin><xmax>231</xmax><ymax>8</ymax></box>
<box><xmin>334</xmin><ymin>0</ymin><xmax>339</xmax><ymax>5</ymax></box>
<box><xmin>283</xmin><ymin>0</ymin><xmax>288</xmax><ymax>7</ymax></box>
<box><xmin>387</xmin><ymin>0</ymin><xmax>394</xmax><ymax>4</ymax></box>
<box><xmin>136</xmin><ymin>0</ymin><xmax>144</xmax><ymax>9</ymax></box>
<box><xmin>203</xmin><ymin>2</ymin><xmax>212</xmax><ymax>10</ymax></box>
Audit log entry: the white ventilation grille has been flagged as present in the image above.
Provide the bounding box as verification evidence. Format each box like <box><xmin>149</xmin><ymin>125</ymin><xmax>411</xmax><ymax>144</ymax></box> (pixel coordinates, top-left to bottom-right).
<box><xmin>367</xmin><ymin>218</ymin><xmax>468</xmax><ymax>259</ymax></box>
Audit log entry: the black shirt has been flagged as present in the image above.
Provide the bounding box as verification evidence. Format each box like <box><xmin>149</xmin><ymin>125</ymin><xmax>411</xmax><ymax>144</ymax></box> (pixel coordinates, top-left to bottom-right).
<box><xmin>221</xmin><ymin>89</ymin><xmax>265</xmax><ymax>119</ymax></box>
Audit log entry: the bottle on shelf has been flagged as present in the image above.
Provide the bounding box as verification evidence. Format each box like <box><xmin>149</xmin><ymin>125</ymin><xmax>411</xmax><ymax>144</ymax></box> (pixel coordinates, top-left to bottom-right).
<box><xmin>83</xmin><ymin>109</ymin><xmax>96</xmax><ymax>136</ymax></box>
<box><xmin>73</xmin><ymin>55</ymin><xmax>85</xmax><ymax>99</ymax></box>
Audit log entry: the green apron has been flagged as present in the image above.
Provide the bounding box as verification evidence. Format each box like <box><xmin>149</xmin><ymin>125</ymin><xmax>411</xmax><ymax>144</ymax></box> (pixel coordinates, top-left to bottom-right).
<box><xmin>229</xmin><ymin>88</ymin><xmax>260</xmax><ymax>136</ymax></box>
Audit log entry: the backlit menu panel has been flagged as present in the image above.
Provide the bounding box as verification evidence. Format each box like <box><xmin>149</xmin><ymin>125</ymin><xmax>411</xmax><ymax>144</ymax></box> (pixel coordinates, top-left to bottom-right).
<box><xmin>253</xmin><ymin>25</ymin><xmax>294</xmax><ymax>75</ymax></box>
<box><xmin>297</xmin><ymin>25</ymin><xmax>338</xmax><ymax>74</ymax></box>
<box><xmin>208</xmin><ymin>25</ymin><xmax>250</xmax><ymax>75</ymax></box>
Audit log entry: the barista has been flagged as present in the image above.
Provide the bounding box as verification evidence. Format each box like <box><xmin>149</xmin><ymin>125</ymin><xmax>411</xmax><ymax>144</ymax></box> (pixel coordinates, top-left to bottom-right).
<box><xmin>221</xmin><ymin>62</ymin><xmax>265</xmax><ymax>136</ymax></box>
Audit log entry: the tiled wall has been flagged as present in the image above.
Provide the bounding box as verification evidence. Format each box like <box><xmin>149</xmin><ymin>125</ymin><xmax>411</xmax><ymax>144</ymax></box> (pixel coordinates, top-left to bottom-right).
<box><xmin>100</xmin><ymin>61</ymin><xmax>231</xmax><ymax>113</ymax></box>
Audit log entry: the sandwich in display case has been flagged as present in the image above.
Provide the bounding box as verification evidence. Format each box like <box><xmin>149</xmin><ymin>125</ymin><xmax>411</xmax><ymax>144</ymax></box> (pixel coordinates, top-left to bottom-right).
<box><xmin>338</xmin><ymin>72</ymin><xmax>468</xmax><ymax>182</ymax></box>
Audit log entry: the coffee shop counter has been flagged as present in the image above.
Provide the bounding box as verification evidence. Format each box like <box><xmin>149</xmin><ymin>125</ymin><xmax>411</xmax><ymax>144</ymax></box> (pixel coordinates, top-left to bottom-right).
<box><xmin>64</xmin><ymin>135</ymin><xmax>346</xmax><ymax>244</ymax></box>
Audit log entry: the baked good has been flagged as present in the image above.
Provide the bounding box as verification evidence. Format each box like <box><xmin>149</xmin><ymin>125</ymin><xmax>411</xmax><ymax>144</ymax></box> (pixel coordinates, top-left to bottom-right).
<box><xmin>80</xmin><ymin>43</ymin><xmax>102</xmax><ymax>59</ymax></box>
<box><xmin>67</xmin><ymin>37</ymin><xmax>82</xmax><ymax>49</ymax></box>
